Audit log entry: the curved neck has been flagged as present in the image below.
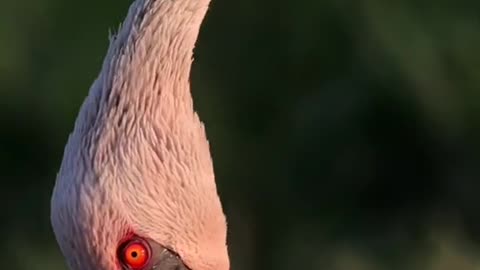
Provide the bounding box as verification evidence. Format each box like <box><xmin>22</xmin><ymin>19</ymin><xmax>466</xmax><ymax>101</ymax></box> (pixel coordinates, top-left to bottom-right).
<box><xmin>80</xmin><ymin>0</ymin><xmax>212</xmax><ymax>134</ymax></box>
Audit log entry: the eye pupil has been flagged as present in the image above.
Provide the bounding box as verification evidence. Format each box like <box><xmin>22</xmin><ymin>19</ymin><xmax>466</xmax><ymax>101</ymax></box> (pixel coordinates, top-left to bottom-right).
<box><xmin>131</xmin><ymin>251</ymin><xmax>138</xmax><ymax>258</ymax></box>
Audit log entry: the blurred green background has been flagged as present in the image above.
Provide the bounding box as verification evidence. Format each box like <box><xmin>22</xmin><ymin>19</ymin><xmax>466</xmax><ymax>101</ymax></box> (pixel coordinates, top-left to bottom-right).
<box><xmin>1</xmin><ymin>0</ymin><xmax>480</xmax><ymax>269</ymax></box>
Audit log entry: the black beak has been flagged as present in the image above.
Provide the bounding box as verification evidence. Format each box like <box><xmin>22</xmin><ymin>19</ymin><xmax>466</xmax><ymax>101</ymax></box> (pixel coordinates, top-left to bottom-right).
<box><xmin>147</xmin><ymin>239</ymin><xmax>191</xmax><ymax>270</ymax></box>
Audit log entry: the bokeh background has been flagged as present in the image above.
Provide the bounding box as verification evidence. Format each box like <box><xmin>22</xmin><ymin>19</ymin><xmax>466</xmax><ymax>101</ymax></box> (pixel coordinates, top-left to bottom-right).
<box><xmin>2</xmin><ymin>0</ymin><xmax>480</xmax><ymax>269</ymax></box>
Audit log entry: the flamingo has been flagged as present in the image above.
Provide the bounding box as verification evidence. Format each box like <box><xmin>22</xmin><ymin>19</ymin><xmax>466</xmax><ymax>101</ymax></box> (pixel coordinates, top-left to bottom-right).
<box><xmin>49</xmin><ymin>0</ymin><xmax>229</xmax><ymax>269</ymax></box>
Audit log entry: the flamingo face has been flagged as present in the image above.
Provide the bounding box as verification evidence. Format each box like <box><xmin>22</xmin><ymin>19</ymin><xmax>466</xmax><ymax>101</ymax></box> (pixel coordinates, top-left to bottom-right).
<box><xmin>50</xmin><ymin>0</ymin><xmax>229</xmax><ymax>269</ymax></box>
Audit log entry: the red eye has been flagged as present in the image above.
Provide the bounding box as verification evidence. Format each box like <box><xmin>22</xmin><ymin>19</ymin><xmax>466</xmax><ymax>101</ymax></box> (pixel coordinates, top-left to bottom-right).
<box><xmin>119</xmin><ymin>239</ymin><xmax>150</xmax><ymax>269</ymax></box>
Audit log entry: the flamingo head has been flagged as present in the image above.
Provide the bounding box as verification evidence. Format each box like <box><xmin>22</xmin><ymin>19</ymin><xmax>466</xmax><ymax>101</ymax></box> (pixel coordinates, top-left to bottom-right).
<box><xmin>50</xmin><ymin>0</ymin><xmax>229</xmax><ymax>269</ymax></box>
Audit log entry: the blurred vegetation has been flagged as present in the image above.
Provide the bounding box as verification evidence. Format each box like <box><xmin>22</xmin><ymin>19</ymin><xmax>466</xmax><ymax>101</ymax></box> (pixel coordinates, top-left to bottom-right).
<box><xmin>1</xmin><ymin>0</ymin><xmax>480</xmax><ymax>269</ymax></box>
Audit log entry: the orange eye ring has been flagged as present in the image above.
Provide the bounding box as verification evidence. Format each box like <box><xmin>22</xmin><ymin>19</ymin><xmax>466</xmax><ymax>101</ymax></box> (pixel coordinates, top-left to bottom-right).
<box><xmin>120</xmin><ymin>239</ymin><xmax>150</xmax><ymax>269</ymax></box>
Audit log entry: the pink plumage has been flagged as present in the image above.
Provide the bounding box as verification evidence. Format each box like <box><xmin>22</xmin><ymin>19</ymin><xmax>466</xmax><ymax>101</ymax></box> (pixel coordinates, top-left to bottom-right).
<box><xmin>50</xmin><ymin>0</ymin><xmax>229</xmax><ymax>269</ymax></box>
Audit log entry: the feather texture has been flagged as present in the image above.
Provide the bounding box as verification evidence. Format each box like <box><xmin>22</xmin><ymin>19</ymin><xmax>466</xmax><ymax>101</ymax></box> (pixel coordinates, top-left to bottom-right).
<box><xmin>50</xmin><ymin>0</ymin><xmax>229</xmax><ymax>269</ymax></box>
